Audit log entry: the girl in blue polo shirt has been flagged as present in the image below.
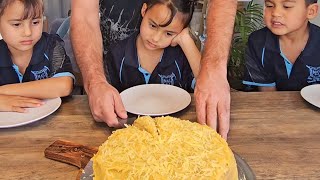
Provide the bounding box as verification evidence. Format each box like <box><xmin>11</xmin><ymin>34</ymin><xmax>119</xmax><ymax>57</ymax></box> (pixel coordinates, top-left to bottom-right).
<box><xmin>106</xmin><ymin>0</ymin><xmax>200</xmax><ymax>93</ymax></box>
<box><xmin>0</xmin><ymin>0</ymin><xmax>74</xmax><ymax>112</ymax></box>
<box><xmin>243</xmin><ymin>0</ymin><xmax>320</xmax><ymax>91</ymax></box>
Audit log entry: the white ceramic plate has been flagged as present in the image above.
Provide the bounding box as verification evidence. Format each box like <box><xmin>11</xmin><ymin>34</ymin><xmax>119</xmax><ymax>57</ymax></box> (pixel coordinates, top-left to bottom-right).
<box><xmin>120</xmin><ymin>84</ymin><xmax>191</xmax><ymax>116</ymax></box>
<box><xmin>301</xmin><ymin>84</ymin><xmax>320</xmax><ymax>108</ymax></box>
<box><xmin>0</xmin><ymin>97</ymin><xmax>61</xmax><ymax>128</ymax></box>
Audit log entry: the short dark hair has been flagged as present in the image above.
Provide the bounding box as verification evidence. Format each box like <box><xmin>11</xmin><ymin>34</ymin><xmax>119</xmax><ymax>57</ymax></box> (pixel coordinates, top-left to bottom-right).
<box><xmin>306</xmin><ymin>0</ymin><xmax>318</xmax><ymax>6</ymax></box>
<box><xmin>145</xmin><ymin>0</ymin><xmax>197</xmax><ymax>28</ymax></box>
<box><xmin>0</xmin><ymin>0</ymin><xmax>43</xmax><ymax>19</ymax></box>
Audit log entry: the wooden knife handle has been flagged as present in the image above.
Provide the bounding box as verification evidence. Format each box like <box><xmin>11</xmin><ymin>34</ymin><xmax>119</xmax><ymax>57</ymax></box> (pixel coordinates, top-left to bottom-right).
<box><xmin>44</xmin><ymin>140</ymin><xmax>98</xmax><ymax>169</ymax></box>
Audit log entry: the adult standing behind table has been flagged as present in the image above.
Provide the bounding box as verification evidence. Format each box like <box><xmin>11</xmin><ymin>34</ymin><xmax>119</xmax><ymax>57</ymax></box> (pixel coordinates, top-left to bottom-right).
<box><xmin>70</xmin><ymin>0</ymin><xmax>237</xmax><ymax>139</ymax></box>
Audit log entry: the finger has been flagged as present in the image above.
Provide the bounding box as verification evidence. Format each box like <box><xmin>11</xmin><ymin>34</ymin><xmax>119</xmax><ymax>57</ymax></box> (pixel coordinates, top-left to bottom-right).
<box><xmin>195</xmin><ymin>91</ymin><xmax>206</xmax><ymax>125</ymax></box>
<box><xmin>92</xmin><ymin>105</ymin><xmax>120</xmax><ymax>127</ymax></box>
<box><xmin>113</xmin><ymin>92</ymin><xmax>127</xmax><ymax>119</ymax></box>
<box><xmin>12</xmin><ymin>106</ymin><xmax>26</xmax><ymax>113</ymax></box>
<box><xmin>19</xmin><ymin>97</ymin><xmax>44</xmax><ymax>104</ymax></box>
<box><xmin>17</xmin><ymin>101</ymin><xmax>43</xmax><ymax>108</ymax></box>
<box><xmin>87</xmin><ymin>94</ymin><xmax>106</xmax><ymax>122</ymax></box>
<box><xmin>217</xmin><ymin>96</ymin><xmax>230</xmax><ymax>140</ymax></box>
<box><xmin>94</xmin><ymin>107</ymin><xmax>121</xmax><ymax>128</ymax></box>
<box><xmin>101</xmin><ymin>100</ymin><xmax>123</xmax><ymax>128</ymax></box>
<box><xmin>105</xmin><ymin>115</ymin><xmax>122</xmax><ymax>128</ymax></box>
<box><xmin>89</xmin><ymin>104</ymin><xmax>104</xmax><ymax>122</ymax></box>
<box><xmin>206</xmin><ymin>99</ymin><xmax>218</xmax><ymax>130</ymax></box>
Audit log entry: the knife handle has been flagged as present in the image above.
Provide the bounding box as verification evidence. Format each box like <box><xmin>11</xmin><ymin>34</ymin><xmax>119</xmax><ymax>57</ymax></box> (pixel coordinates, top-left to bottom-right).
<box><xmin>44</xmin><ymin>140</ymin><xmax>98</xmax><ymax>169</ymax></box>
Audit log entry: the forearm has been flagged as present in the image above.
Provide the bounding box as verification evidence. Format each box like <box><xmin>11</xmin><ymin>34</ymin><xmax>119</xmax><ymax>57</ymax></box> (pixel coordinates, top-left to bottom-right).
<box><xmin>179</xmin><ymin>35</ymin><xmax>201</xmax><ymax>77</ymax></box>
<box><xmin>70</xmin><ymin>0</ymin><xmax>107</xmax><ymax>93</ymax></box>
<box><xmin>0</xmin><ymin>77</ymin><xmax>73</xmax><ymax>99</ymax></box>
<box><xmin>202</xmin><ymin>0</ymin><xmax>237</xmax><ymax>73</ymax></box>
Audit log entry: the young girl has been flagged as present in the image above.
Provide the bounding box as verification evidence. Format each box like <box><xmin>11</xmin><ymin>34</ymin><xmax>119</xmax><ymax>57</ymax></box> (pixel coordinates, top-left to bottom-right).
<box><xmin>106</xmin><ymin>0</ymin><xmax>200</xmax><ymax>93</ymax></box>
<box><xmin>0</xmin><ymin>0</ymin><xmax>74</xmax><ymax>112</ymax></box>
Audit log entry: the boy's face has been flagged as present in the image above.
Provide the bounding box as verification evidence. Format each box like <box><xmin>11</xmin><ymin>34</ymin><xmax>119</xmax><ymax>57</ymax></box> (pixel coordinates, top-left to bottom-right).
<box><xmin>0</xmin><ymin>0</ymin><xmax>43</xmax><ymax>53</ymax></box>
<box><xmin>139</xmin><ymin>3</ymin><xmax>185</xmax><ymax>50</ymax></box>
<box><xmin>264</xmin><ymin>0</ymin><xmax>318</xmax><ymax>36</ymax></box>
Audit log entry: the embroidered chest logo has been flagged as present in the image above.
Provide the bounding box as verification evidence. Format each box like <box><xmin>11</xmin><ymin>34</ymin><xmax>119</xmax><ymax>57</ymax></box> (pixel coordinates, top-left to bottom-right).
<box><xmin>31</xmin><ymin>66</ymin><xmax>50</xmax><ymax>80</ymax></box>
<box><xmin>158</xmin><ymin>73</ymin><xmax>176</xmax><ymax>85</ymax></box>
<box><xmin>306</xmin><ymin>65</ymin><xmax>320</xmax><ymax>83</ymax></box>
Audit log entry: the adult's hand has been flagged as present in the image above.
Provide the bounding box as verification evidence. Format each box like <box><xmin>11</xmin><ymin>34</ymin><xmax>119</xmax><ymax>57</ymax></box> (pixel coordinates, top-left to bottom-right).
<box><xmin>71</xmin><ymin>0</ymin><xmax>127</xmax><ymax>127</ymax></box>
<box><xmin>87</xmin><ymin>81</ymin><xmax>128</xmax><ymax>128</ymax></box>
<box><xmin>194</xmin><ymin>65</ymin><xmax>230</xmax><ymax>140</ymax></box>
<box><xmin>194</xmin><ymin>0</ymin><xmax>237</xmax><ymax>140</ymax></box>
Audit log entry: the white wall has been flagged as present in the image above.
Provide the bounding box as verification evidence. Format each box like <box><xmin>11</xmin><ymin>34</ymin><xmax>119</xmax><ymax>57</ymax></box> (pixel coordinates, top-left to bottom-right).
<box><xmin>254</xmin><ymin>0</ymin><xmax>320</xmax><ymax>26</ymax></box>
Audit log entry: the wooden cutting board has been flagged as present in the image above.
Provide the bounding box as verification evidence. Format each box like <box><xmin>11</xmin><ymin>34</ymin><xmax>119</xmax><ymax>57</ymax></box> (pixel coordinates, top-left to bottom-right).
<box><xmin>44</xmin><ymin>140</ymin><xmax>98</xmax><ymax>168</ymax></box>
<box><xmin>44</xmin><ymin>118</ymin><xmax>136</xmax><ymax>178</ymax></box>
<box><xmin>44</xmin><ymin>140</ymin><xmax>98</xmax><ymax>179</ymax></box>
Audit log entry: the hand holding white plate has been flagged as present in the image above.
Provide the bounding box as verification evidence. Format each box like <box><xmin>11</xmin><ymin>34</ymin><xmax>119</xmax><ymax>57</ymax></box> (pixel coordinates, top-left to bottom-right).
<box><xmin>301</xmin><ymin>84</ymin><xmax>320</xmax><ymax>108</ymax></box>
<box><xmin>0</xmin><ymin>97</ymin><xmax>61</xmax><ymax>128</ymax></box>
<box><xmin>120</xmin><ymin>84</ymin><xmax>191</xmax><ymax>116</ymax></box>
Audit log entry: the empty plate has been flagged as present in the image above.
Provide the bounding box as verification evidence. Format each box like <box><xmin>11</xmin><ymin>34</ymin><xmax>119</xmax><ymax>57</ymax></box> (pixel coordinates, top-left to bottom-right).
<box><xmin>0</xmin><ymin>97</ymin><xmax>61</xmax><ymax>128</ymax></box>
<box><xmin>301</xmin><ymin>84</ymin><xmax>320</xmax><ymax>108</ymax></box>
<box><xmin>120</xmin><ymin>84</ymin><xmax>191</xmax><ymax>116</ymax></box>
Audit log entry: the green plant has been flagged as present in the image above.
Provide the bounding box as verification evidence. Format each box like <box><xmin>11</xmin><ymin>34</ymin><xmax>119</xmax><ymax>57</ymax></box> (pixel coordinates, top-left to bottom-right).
<box><xmin>228</xmin><ymin>1</ymin><xmax>264</xmax><ymax>89</ymax></box>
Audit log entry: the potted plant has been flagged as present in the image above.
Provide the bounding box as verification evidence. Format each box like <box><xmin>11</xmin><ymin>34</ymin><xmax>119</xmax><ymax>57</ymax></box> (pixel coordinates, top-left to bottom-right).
<box><xmin>228</xmin><ymin>1</ymin><xmax>264</xmax><ymax>90</ymax></box>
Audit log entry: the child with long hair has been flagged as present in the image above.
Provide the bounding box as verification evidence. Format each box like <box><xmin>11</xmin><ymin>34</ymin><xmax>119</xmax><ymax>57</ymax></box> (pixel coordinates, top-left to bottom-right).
<box><xmin>0</xmin><ymin>0</ymin><xmax>74</xmax><ymax>112</ymax></box>
<box><xmin>107</xmin><ymin>0</ymin><xmax>200</xmax><ymax>93</ymax></box>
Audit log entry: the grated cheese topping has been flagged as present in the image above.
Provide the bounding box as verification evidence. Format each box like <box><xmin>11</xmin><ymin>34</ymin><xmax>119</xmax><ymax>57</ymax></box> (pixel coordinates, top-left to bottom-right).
<box><xmin>93</xmin><ymin>116</ymin><xmax>238</xmax><ymax>180</ymax></box>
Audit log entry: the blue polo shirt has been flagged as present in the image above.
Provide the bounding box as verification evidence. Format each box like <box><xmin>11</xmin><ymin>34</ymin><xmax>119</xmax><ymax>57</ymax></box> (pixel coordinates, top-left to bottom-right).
<box><xmin>106</xmin><ymin>32</ymin><xmax>196</xmax><ymax>92</ymax></box>
<box><xmin>0</xmin><ymin>33</ymin><xmax>75</xmax><ymax>86</ymax></box>
<box><xmin>243</xmin><ymin>23</ymin><xmax>320</xmax><ymax>91</ymax></box>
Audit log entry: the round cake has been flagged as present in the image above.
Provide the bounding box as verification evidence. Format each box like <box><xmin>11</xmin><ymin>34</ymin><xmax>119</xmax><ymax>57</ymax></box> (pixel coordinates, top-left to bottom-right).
<box><xmin>93</xmin><ymin>116</ymin><xmax>238</xmax><ymax>179</ymax></box>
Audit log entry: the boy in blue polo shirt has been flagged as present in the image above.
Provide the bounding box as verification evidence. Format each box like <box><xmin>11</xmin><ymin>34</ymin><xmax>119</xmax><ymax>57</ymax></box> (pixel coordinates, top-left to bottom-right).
<box><xmin>243</xmin><ymin>0</ymin><xmax>319</xmax><ymax>91</ymax></box>
<box><xmin>0</xmin><ymin>0</ymin><xmax>74</xmax><ymax>112</ymax></box>
<box><xmin>106</xmin><ymin>0</ymin><xmax>200</xmax><ymax>93</ymax></box>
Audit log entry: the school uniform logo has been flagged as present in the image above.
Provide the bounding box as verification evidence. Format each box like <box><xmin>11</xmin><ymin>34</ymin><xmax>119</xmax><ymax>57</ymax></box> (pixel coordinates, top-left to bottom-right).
<box><xmin>31</xmin><ymin>66</ymin><xmax>50</xmax><ymax>80</ymax></box>
<box><xmin>158</xmin><ymin>73</ymin><xmax>176</xmax><ymax>85</ymax></box>
<box><xmin>306</xmin><ymin>65</ymin><xmax>320</xmax><ymax>83</ymax></box>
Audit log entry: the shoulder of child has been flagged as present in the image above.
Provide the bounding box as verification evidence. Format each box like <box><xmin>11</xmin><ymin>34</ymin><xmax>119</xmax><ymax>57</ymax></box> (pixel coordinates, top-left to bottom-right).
<box><xmin>249</xmin><ymin>27</ymin><xmax>270</xmax><ymax>39</ymax></box>
<box><xmin>310</xmin><ymin>23</ymin><xmax>320</xmax><ymax>33</ymax></box>
<box><xmin>40</xmin><ymin>32</ymin><xmax>65</xmax><ymax>49</ymax></box>
<box><xmin>247</xmin><ymin>27</ymin><xmax>273</xmax><ymax>47</ymax></box>
<box><xmin>109</xmin><ymin>33</ymin><xmax>137</xmax><ymax>57</ymax></box>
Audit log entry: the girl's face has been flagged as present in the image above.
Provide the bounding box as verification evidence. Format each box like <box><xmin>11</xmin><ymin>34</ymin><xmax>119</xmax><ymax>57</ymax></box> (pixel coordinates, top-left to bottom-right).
<box><xmin>263</xmin><ymin>0</ymin><xmax>317</xmax><ymax>36</ymax></box>
<box><xmin>0</xmin><ymin>0</ymin><xmax>43</xmax><ymax>53</ymax></box>
<box><xmin>139</xmin><ymin>3</ymin><xmax>185</xmax><ymax>50</ymax></box>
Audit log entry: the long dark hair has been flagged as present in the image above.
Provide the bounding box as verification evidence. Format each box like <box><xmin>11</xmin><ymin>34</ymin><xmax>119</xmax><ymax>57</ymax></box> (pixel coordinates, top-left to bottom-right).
<box><xmin>0</xmin><ymin>0</ymin><xmax>43</xmax><ymax>19</ymax></box>
<box><xmin>145</xmin><ymin>0</ymin><xmax>197</xmax><ymax>28</ymax></box>
<box><xmin>306</xmin><ymin>0</ymin><xmax>318</xmax><ymax>6</ymax></box>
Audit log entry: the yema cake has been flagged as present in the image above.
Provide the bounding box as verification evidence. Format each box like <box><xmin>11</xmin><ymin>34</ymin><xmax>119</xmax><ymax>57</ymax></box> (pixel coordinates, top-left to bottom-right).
<box><xmin>93</xmin><ymin>116</ymin><xmax>238</xmax><ymax>180</ymax></box>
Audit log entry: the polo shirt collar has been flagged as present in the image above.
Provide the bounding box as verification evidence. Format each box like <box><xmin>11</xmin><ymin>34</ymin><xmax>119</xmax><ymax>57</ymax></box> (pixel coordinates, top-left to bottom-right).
<box><xmin>0</xmin><ymin>40</ymin><xmax>12</xmax><ymax>67</ymax></box>
<box><xmin>264</xmin><ymin>28</ymin><xmax>280</xmax><ymax>53</ymax></box>
<box><xmin>264</xmin><ymin>22</ymin><xmax>316</xmax><ymax>56</ymax></box>
<box><xmin>29</xmin><ymin>34</ymin><xmax>46</xmax><ymax>65</ymax></box>
<box><xmin>124</xmin><ymin>32</ymin><xmax>140</xmax><ymax>68</ymax></box>
<box><xmin>0</xmin><ymin>34</ymin><xmax>46</xmax><ymax>68</ymax></box>
<box><xmin>302</xmin><ymin>23</ymin><xmax>319</xmax><ymax>56</ymax></box>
